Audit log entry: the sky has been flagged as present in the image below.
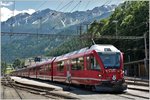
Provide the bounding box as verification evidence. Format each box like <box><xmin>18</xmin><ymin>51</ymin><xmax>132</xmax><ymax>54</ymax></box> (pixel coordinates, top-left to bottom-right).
<box><xmin>1</xmin><ymin>0</ymin><xmax>124</xmax><ymax>22</ymax></box>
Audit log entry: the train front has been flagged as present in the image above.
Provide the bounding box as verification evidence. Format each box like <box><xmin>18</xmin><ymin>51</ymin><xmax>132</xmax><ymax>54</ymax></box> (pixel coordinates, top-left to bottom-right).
<box><xmin>90</xmin><ymin>45</ymin><xmax>127</xmax><ymax>92</ymax></box>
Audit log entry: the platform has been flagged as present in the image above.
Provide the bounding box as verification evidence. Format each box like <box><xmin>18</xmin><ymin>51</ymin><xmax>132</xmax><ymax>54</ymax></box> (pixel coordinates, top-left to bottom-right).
<box><xmin>10</xmin><ymin>76</ymin><xmax>63</xmax><ymax>91</ymax></box>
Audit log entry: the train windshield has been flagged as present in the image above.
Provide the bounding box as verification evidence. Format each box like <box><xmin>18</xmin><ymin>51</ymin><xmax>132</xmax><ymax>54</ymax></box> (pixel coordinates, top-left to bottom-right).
<box><xmin>98</xmin><ymin>53</ymin><xmax>120</xmax><ymax>69</ymax></box>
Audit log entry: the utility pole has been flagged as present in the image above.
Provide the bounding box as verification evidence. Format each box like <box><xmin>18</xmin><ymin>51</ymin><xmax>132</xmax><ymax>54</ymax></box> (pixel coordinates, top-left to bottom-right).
<box><xmin>79</xmin><ymin>24</ymin><xmax>82</xmax><ymax>35</ymax></box>
<box><xmin>39</xmin><ymin>17</ymin><xmax>42</xmax><ymax>33</ymax></box>
<box><xmin>112</xmin><ymin>20</ymin><xmax>118</xmax><ymax>36</ymax></box>
<box><xmin>77</xmin><ymin>26</ymin><xmax>79</xmax><ymax>34</ymax></box>
<box><xmin>144</xmin><ymin>33</ymin><xmax>148</xmax><ymax>60</ymax></box>
<box><xmin>144</xmin><ymin>33</ymin><xmax>148</xmax><ymax>76</ymax></box>
<box><xmin>37</xmin><ymin>17</ymin><xmax>42</xmax><ymax>37</ymax></box>
<box><xmin>10</xmin><ymin>1</ymin><xmax>15</xmax><ymax>37</ymax></box>
<box><xmin>84</xmin><ymin>23</ymin><xmax>89</xmax><ymax>34</ymax></box>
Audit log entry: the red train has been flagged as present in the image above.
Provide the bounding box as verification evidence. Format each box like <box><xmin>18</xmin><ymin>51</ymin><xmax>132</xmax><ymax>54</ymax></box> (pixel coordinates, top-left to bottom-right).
<box><xmin>11</xmin><ymin>44</ymin><xmax>127</xmax><ymax>92</ymax></box>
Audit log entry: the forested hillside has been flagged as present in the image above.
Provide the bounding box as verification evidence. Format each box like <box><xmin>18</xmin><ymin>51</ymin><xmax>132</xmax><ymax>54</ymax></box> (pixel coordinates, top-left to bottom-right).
<box><xmin>47</xmin><ymin>1</ymin><xmax>149</xmax><ymax>62</ymax></box>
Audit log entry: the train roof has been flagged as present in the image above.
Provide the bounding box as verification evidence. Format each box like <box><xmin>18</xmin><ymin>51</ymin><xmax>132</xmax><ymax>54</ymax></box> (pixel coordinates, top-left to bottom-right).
<box><xmin>55</xmin><ymin>44</ymin><xmax>120</xmax><ymax>61</ymax></box>
<box><xmin>55</xmin><ymin>47</ymin><xmax>89</xmax><ymax>61</ymax></box>
<box><xmin>90</xmin><ymin>44</ymin><xmax>120</xmax><ymax>53</ymax></box>
<box><xmin>13</xmin><ymin>44</ymin><xmax>121</xmax><ymax>72</ymax></box>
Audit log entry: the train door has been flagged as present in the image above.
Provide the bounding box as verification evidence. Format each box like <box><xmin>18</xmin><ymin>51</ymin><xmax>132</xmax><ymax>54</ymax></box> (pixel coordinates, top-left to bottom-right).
<box><xmin>85</xmin><ymin>54</ymin><xmax>102</xmax><ymax>85</ymax></box>
<box><xmin>70</xmin><ymin>57</ymin><xmax>84</xmax><ymax>84</ymax></box>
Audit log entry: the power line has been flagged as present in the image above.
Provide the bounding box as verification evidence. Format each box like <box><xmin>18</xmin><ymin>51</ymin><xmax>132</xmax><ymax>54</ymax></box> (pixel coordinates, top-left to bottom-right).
<box><xmin>35</xmin><ymin>1</ymin><xmax>48</xmax><ymax>11</ymax></box>
<box><xmin>58</xmin><ymin>0</ymin><xmax>74</xmax><ymax>11</ymax></box>
<box><xmin>84</xmin><ymin>0</ymin><xmax>91</xmax><ymax>10</ymax></box>
<box><xmin>49</xmin><ymin>0</ymin><xmax>82</xmax><ymax>31</ymax></box>
<box><xmin>1</xmin><ymin>31</ymin><xmax>145</xmax><ymax>40</ymax></box>
<box><xmin>48</xmin><ymin>0</ymin><xmax>75</xmax><ymax>30</ymax></box>
<box><xmin>70</xmin><ymin>0</ymin><xmax>82</xmax><ymax>12</ymax></box>
<box><xmin>55</xmin><ymin>0</ymin><xmax>65</xmax><ymax>11</ymax></box>
<box><xmin>102</xmin><ymin>0</ymin><xmax>111</xmax><ymax>6</ymax></box>
<box><xmin>129</xmin><ymin>22</ymin><xmax>148</xmax><ymax>32</ymax></box>
<box><xmin>63</xmin><ymin>0</ymin><xmax>75</xmax><ymax>12</ymax></box>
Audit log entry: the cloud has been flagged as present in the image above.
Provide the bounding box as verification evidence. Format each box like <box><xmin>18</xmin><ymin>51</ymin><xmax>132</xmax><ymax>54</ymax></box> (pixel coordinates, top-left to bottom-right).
<box><xmin>0</xmin><ymin>1</ymin><xmax>14</xmax><ymax>6</ymax></box>
<box><xmin>1</xmin><ymin>7</ymin><xmax>12</xmax><ymax>22</ymax></box>
<box><xmin>1</xmin><ymin>7</ymin><xmax>35</xmax><ymax>22</ymax></box>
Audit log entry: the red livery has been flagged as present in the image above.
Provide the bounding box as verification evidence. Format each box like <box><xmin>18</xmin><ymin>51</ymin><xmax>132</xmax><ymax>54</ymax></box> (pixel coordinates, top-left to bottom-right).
<box><xmin>11</xmin><ymin>44</ymin><xmax>127</xmax><ymax>92</ymax></box>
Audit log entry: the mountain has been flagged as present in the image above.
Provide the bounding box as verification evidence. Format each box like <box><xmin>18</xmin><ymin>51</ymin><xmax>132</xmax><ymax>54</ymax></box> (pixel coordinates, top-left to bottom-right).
<box><xmin>1</xmin><ymin>5</ymin><xmax>117</xmax><ymax>63</ymax></box>
<box><xmin>2</xmin><ymin>5</ymin><xmax>116</xmax><ymax>33</ymax></box>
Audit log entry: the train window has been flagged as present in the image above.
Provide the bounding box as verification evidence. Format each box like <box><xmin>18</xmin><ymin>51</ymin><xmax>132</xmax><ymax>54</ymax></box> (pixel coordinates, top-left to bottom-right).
<box><xmin>42</xmin><ymin>64</ymin><xmax>50</xmax><ymax>74</ymax></box>
<box><xmin>71</xmin><ymin>58</ymin><xmax>77</xmax><ymax>70</ymax></box>
<box><xmin>39</xmin><ymin>67</ymin><xmax>42</xmax><ymax>74</ymax></box>
<box><xmin>39</xmin><ymin>66</ymin><xmax>45</xmax><ymax>74</ymax></box>
<box><xmin>57</xmin><ymin>61</ymin><xmax>64</xmax><ymax>72</ymax></box>
<box><xmin>86</xmin><ymin>55</ymin><xmax>100</xmax><ymax>71</ymax></box>
<box><xmin>71</xmin><ymin>57</ymin><xmax>84</xmax><ymax>70</ymax></box>
<box><xmin>66</xmin><ymin>60</ymin><xmax>70</xmax><ymax>71</ymax></box>
<box><xmin>78</xmin><ymin>57</ymin><xmax>84</xmax><ymax>70</ymax></box>
<box><xmin>47</xmin><ymin>64</ymin><xmax>51</xmax><ymax>71</ymax></box>
<box><xmin>33</xmin><ymin>68</ymin><xmax>36</xmax><ymax>75</ymax></box>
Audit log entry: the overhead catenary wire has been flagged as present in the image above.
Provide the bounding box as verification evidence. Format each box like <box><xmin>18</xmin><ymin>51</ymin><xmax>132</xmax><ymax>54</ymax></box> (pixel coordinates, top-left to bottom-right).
<box><xmin>33</xmin><ymin>0</ymin><xmax>65</xmax><ymax>31</ymax></box>
<box><xmin>58</xmin><ymin>0</ymin><xmax>74</xmax><ymax>11</ymax></box>
<box><xmin>35</xmin><ymin>1</ymin><xmax>48</xmax><ymax>12</ymax></box>
<box><xmin>49</xmin><ymin>0</ymin><xmax>75</xmax><ymax>30</ymax></box>
<box><xmin>129</xmin><ymin>22</ymin><xmax>148</xmax><ymax>32</ymax></box>
<box><xmin>84</xmin><ymin>0</ymin><xmax>91</xmax><ymax>10</ymax></box>
<box><xmin>101</xmin><ymin>0</ymin><xmax>111</xmax><ymax>6</ymax></box>
<box><xmin>50</xmin><ymin>0</ymin><xmax>82</xmax><ymax>31</ymax></box>
<box><xmin>63</xmin><ymin>0</ymin><xmax>75</xmax><ymax>12</ymax></box>
<box><xmin>55</xmin><ymin>0</ymin><xmax>65</xmax><ymax>11</ymax></box>
<box><xmin>79</xmin><ymin>0</ymin><xmax>112</xmax><ymax>44</ymax></box>
<box><xmin>1</xmin><ymin>31</ymin><xmax>145</xmax><ymax>40</ymax></box>
<box><xmin>70</xmin><ymin>0</ymin><xmax>82</xmax><ymax>12</ymax></box>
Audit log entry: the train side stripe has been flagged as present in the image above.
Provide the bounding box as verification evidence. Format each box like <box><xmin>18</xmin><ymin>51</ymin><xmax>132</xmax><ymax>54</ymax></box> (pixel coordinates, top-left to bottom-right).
<box><xmin>53</xmin><ymin>76</ymin><xmax>109</xmax><ymax>81</ymax></box>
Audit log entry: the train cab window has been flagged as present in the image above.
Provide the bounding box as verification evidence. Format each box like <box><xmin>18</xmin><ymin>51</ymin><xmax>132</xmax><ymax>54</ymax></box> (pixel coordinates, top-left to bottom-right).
<box><xmin>71</xmin><ymin>57</ymin><xmax>84</xmax><ymax>70</ymax></box>
<box><xmin>86</xmin><ymin>55</ymin><xmax>100</xmax><ymax>71</ymax></box>
<box><xmin>57</xmin><ymin>61</ymin><xmax>64</xmax><ymax>72</ymax></box>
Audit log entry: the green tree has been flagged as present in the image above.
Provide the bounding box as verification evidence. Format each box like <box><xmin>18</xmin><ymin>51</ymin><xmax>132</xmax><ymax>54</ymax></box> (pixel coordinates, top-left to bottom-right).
<box><xmin>12</xmin><ymin>59</ymin><xmax>22</xmax><ymax>69</ymax></box>
<box><xmin>1</xmin><ymin>62</ymin><xmax>7</xmax><ymax>75</ymax></box>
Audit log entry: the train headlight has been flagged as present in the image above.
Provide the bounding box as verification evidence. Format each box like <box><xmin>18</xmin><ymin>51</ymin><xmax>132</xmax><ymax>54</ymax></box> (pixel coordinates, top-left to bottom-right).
<box><xmin>112</xmin><ymin>75</ymin><xmax>116</xmax><ymax>80</ymax></box>
<box><xmin>98</xmin><ymin>74</ymin><xmax>102</xmax><ymax>78</ymax></box>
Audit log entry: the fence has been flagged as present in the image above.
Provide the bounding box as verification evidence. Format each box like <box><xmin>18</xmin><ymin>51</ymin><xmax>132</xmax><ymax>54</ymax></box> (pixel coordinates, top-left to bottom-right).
<box><xmin>124</xmin><ymin>59</ymin><xmax>149</xmax><ymax>79</ymax></box>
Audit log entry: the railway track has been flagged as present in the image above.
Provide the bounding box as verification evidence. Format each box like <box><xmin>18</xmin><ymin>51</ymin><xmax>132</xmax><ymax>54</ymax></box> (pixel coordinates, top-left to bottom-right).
<box><xmin>125</xmin><ymin>77</ymin><xmax>149</xmax><ymax>87</ymax></box>
<box><xmin>125</xmin><ymin>78</ymin><xmax>149</xmax><ymax>93</ymax></box>
<box><xmin>1</xmin><ymin>76</ymin><xmax>78</xmax><ymax>99</ymax></box>
<box><xmin>1</xmin><ymin>76</ymin><xmax>22</xmax><ymax>99</ymax></box>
